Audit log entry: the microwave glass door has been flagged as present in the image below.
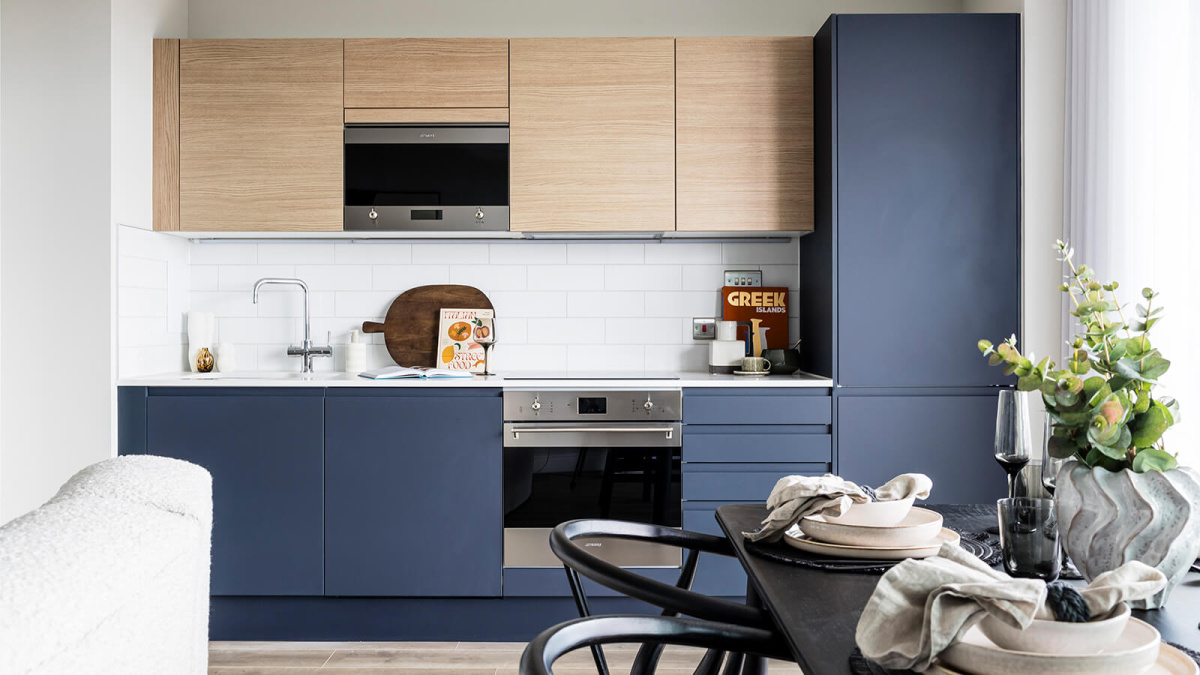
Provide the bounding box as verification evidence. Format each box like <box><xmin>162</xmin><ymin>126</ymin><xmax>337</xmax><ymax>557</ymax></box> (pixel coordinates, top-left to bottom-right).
<box><xmin>344</xmin><ymin>126</ymin><xmax>508</xmax><ymax>230</ymax></box>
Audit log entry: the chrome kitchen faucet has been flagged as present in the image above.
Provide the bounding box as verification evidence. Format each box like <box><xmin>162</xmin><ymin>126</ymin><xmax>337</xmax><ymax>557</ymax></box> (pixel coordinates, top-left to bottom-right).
<box><xmin>252</xmin><ymin>278</ymin><xmax>332</xmax><ymax>373</ymax></box>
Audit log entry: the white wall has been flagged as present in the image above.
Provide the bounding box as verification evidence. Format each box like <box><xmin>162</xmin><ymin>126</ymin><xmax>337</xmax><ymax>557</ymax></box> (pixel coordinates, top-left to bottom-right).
<box><xmin>0</xmin><ymin>0</ymin><xmax>113</xmax><ymax>522</ymax></box>
<box><xmin>112</xmin><ymin>0</ymin><xmax>188</xmax><ymax>231</ymax></box>
<box><xmin>186</xmin><ymin>0</ymin><xmax>964</xmax><ymax>38</ymax></box>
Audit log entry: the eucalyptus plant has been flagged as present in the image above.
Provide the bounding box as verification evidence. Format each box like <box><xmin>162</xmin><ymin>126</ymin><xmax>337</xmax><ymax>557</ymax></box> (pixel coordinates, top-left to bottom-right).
<box><xmin>977</xmin><ymin>241</ymin><xmax>1180</xmax><ymax>473</ymax></box>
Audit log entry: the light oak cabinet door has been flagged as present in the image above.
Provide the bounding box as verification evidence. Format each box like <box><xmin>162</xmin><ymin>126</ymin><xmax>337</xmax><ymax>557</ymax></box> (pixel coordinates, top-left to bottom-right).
<box><xmin>177</xmin><ymin>39</ymin><xmax>343</xmax><ymax>232</ymax></box>
<box><xmin>344</xmin><ymin>38</ymin><xmax>509</xmax><ymax>109</ymax></box>
<box><xmin>510</xmin><ymin>38</ymin><xmax>675</xmax><ymax>232</ymax></box>
<box><xmin>676</xmin><ymin>37</ymin><xmax>814</xmax><ymax>231</ymax></box>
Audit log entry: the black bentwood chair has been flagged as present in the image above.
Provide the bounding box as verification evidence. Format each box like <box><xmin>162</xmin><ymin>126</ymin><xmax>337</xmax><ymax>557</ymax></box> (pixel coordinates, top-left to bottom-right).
<box><xmin>550</xmin><ymin>519</ymin><xmax>778</xmax><ymax>675</ymax></box>
<box><xmin>520</xmin><ymin>615</ymin><xmax>792</xmax><ymax>675</ymax></box>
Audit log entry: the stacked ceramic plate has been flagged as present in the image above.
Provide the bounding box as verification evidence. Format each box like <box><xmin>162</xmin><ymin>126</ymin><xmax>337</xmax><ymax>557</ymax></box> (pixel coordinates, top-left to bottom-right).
<box><xmin>783</xmin><ymin>498</ymin><xmax>959</xmax><ymax>560</ymax></box>
<box><xmin>930</xmin><ymin>605</ymin><xmax>1198</xmax><ymax>674</ymax></box>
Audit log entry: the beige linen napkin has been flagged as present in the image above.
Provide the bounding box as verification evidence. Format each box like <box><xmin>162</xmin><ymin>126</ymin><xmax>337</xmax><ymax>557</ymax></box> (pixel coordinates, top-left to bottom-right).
<box><xmin>855</xmin><ymin>542</ymin><xmax>1168</xmax><ymax>672</ymax></box>
<box><xmin>743</xmin><ymin>473</ymin><xmax>933</xmax><ymax>543</ymax></box>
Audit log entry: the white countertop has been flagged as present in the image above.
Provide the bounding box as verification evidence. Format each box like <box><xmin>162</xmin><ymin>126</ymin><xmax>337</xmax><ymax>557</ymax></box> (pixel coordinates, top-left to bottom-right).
<box><xmin>117</xmin><ymin>370</ymin><xmax>834</xmax><ymax>389</ymax></box>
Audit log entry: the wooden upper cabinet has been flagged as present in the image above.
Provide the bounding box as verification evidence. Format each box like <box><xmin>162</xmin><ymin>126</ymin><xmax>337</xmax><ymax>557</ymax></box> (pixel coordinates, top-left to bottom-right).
<box><xmin>176</xmin><ymin>39</ymin><xmax>343</xmax><ymax>232</ymax></box>
<box><xmin>676</xmin><ymin>37</ymin><xmax>814</xmax><ymax>231</ymax></box>
<box><xmin>344</xmin><ymin>38</ymin><xmax>509</xmax><ymax>108</ymax></box>
<box><xmin>510</xmin><ymin>38</ymin><xmax>675</xmax><ymax>232</ymax></box>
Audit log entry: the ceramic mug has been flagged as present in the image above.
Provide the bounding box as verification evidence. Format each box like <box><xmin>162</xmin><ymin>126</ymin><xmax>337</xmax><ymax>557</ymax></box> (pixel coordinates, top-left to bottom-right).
<box><xmin>741</xmin><ymin>356</ymin><xmax>772</xmax><ymax>373</ymax></box>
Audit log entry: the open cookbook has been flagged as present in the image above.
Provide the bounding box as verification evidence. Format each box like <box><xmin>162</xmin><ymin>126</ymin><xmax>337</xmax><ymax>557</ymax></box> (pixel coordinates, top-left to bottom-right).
<box><xmin>358</xmin><ymin>366</ymin><xmax>474</xmax><ymax>380</ymax></box>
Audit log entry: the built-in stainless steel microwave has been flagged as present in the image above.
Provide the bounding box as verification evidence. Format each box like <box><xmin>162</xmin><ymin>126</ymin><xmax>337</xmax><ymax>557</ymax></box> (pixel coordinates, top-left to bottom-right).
<box><xmin>344</xmin><ymin>125</ymin><xmax>509</xmax><ymax>231</ymax></box>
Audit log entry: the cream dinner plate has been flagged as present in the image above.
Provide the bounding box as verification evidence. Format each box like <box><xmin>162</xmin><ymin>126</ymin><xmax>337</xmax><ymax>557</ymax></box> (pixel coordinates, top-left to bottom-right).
<box><xmin>936</xmin><ymin>618</ymin><xmax>1171</xmax><ymax>675</ymax></box>
<box><xmin>800</xmin><ymin>506</ymin><xmax>944</xmax><ymax>548</ymax></box>
<box><xmin>782</xmin><ymin>525</ymin><xmax>959</xmax><ymax>560</ymax></box>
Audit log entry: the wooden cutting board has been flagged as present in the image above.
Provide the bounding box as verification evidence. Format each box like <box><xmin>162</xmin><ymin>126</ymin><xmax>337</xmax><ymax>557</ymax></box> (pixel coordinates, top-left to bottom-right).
<box><xmin>362</xmin><ymin>285</ymin><xmax>494</xmax><ymax>368</ymax></box>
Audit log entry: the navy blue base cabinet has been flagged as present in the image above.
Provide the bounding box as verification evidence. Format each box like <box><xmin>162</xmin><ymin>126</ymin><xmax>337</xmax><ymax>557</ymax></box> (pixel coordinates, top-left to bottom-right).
<box><xmin>142</xmin><ymin>388</ymin><xmax>326</xmax><ymax>596</ymax></box>
<box><xmin>324</xmin><ymin>389</ymin><xmax>503</xmax><ymax>597</ymax></box>
<box><xmin>837</xmin><ymin>392</ymin><xmax>1006</xmax><ymax>504</ymax></box>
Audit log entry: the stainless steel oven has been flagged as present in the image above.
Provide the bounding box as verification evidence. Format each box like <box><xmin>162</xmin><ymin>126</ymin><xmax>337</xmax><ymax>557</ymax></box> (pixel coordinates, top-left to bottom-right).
<box><xmin>502</xmin><ymin>389</ymin><xmax>682</xmax><ymax>568</ymax></box>
<box><xmin>344</xmin><ymin>125</ymin><xmax>509</xmax><ymax>231</ymax></box>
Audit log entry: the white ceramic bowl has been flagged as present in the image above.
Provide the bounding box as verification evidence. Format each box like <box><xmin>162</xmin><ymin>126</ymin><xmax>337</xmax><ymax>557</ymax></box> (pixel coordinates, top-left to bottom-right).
<box><xmin>801</xmin><ymin>506</ymin><xmax>943</xmax><ymax>547</ymax></box>
<box><xmin>978</xmin><ymin>604</ymin><xmax>1131</xmax><ymax>655</ymax></box>
<box><xmin>823</xmin><ymin>496</ymin><xmax>915</xmax><ymax>527</ymax></box>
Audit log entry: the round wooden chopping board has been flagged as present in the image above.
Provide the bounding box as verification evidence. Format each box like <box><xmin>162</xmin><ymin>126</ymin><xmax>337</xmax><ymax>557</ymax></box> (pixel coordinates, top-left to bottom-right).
<box><xmin>362</xmin><ymin>285</ymin><xmax>494</xmax><ymax>368</ymax></box>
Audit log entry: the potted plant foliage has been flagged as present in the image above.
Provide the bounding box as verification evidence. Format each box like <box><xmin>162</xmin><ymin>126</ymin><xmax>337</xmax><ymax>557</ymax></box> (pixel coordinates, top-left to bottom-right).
<box><xmin>978</xmin><ymin>241</ymin><xmax>1200</xmax><ymax>608</ymax></box>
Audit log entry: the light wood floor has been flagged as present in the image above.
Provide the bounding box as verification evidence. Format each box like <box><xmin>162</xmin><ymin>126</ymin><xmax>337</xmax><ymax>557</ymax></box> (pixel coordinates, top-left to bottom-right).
<box><xmin>209</xmin><ymin>641</ymin><xmax>804</xmax><ymax>674</ymax></box>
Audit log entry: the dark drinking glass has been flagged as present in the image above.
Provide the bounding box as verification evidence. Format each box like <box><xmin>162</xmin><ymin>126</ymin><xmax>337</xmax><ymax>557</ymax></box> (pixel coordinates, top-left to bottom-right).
<box><xmin>1041</xmin><ymin>415</ymin><xmax>1065</xmax><ymax>495</ymax></box>
<box><xmin>998</xmin><ymin>497</ymin><xmax>1061</xmax><ymax>580</ymax></box>
<box><xmin>994</xmin><ymin>390</ymin><xmax>1033</xmax><ymax>499</ymax></box>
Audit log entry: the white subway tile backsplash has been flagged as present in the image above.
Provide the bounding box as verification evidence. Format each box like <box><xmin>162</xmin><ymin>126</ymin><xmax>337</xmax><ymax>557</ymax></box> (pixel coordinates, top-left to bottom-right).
<box><xmin>191</xmin><ymin>242</ymin><xmax>257</xmax><ymax>265</ymax></box>
<box><xmin>605</xmin><ymin>318</ymin><xmax>684</xmax><ymax>345</ymax></box>
<box><xmin>218</xmin><ymin>317</ymin><xmax>302</xmax><ymax>345</ymax></box>
<box><xmin>258</xmin><ymin>243</ymin><xmax>336</xmax><ymax>265</ymax></box>
<box><xmin>566</xmin><ymin>345</ymin><xmax>646</xmax><ymax>371</ymax></box>
<box><xmin>218</xmin><ymin>265</ymin><xmax>296</xmax><ymax>291</ymax></box>
<box><xmin>489</xmin><ymin>291</ymin><xmax>568</xmax><ymax>318</ymax></box>
<box><xmin>489</xmin><ymin>242</ymin><xmax>566</xmax><ymax>265</ymax></box>
<box><xmin>605</xmin><ymin>265</ymin><xmax>681</xmax><ymax>291</ymax></box>
<box><xmin>568</xmin><ymin>243</ymin><xmax>645</xmax><ymax>265</ymax></box>
<box><xmin>449</xmin><ymin>264</ymin><xmax>528</xmax><ymax>291</ymax></box>
<box><xmin>644</xmin><ymin>242</ymin><xmax>722</xmax><ymax>264</ymax></box>
<box><xmin>335</xmin><ymin>291</ymin><xmax>401</xmax><ymax>320</ymax></box>
<box><xmin>119</xmin><ymin>287</ymin><xmax>168</xmax><ymax>318</ymax></box>
<box><xmin>566</xmin><ymin>291</ymin><xmax>645</xmax><ymax>318</ymax></box>
<box><xmin>527</xmin><ymin>265</ymin><xmax>605</xmax><ymax>291</ymax></box>
<box><xmin>527</xmin><ymin>318</ymin><xmax>604</xmax><ymax>345</ymax></box>
<box><xmin>411</xmin><ymin>243</ymin><xmax>490</xmax><ymax>264</ymax></box>
<box><xmin>190</xmin><ymin>266</ymin><xmax>219</xmax><ymax>291</ymax></box>
<box><xmin>121</xmin><ymin>237</ymin><xmax>799</xmax><ymax>375</ymax></box>
<box><xmin>295</xmin><ymin>264</ymin><xmax>373</xmax><ymax>291</ymax></box>
<box><xmin>373</xmin><ymin>264</ymin><xmax>451</xmax><ymax>290</ymax></box>
<box><xmin>681</xmin><ymin>264</ymin><xmax>729</xmax><ymax>291</ymax></box>
<box><xmin>334</xmin><ymin>242</ymin><xmax>413</xmax><ymax>265</ymax></box>
<box><xmin>644</xmin><ymin>291</ymin><xmax>723</xmax><ymax>318</ymax></box>
<box><xmin>494</xmin><ymin>317</ymin><xmax>528</xmax><ymax>344</ymax></box>
<box><xmin>119</xmin><ymin>256</ymin><xmax>167</xmax><ymax>289</ymax></box>
<box><xmin>191</xmin><ymin>291</ymin><xmax>260</xmax><ymax>318</ymax></box>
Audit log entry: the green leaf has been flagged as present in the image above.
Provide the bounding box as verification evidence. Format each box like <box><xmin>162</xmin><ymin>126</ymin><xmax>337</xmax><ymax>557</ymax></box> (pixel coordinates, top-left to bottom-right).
<box><xmin>988</xmin><ymin>352</ymin><xmax>1004</xmax><ymax>366</ymax></box>
<box><xmin>1140</xmin><ymin>355</ymin><xmax>1171</xmax><ymax>381</ymax></box>
<box><xmin>1047</xmin><ymin>435</ymin><xmax>1078</xmax><ymax>459</ymax></box>
<box><xmin>1130</xmin><ymin>405</ymin><xmax>1169</xmax><ymax>447</ymax></box>
<box><xmin>1161</xmin><ymin>396</ymin><xmax>1181</xmax><ymax>423</ymax></box>
<box><xmin>1085</xmin><ymin>378</ymin><xmax>1112</xmax><ymax>407</ymax></box>
<box><xmin>1132</xmin><ymin>448</ymin><xmax>1177</xmax><ymax>473</ymax></box>
<box><xmin>1017</xmin><ymin>373</ymin><xmax>1042</xmax><ymax>391</ymax></box>
<box><xmin>978</xmin><ymin>339</ymin><xmax>993</xmax><ymax>354</ymax></box>
<box><xmin>1153</xmin><ymin>399</ymin><xmax>1175</xmax><ymax>426</ymax></box>
<box><xmin>1142</xmin><ymin>287</ymin><xmax>1155</xmax><ymax>299</ymax></box>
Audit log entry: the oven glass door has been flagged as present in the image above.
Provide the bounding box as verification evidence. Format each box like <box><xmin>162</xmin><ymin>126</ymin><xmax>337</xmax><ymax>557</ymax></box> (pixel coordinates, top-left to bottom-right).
<box><xmin>344</xmin><ymin>126</ymin><xmax>508</xmax><ymax>230</ymax></box>
<box><xmin>503</xmin><ymin>439</ymin><xmax>682</xmax><ymax>567</ymax></box>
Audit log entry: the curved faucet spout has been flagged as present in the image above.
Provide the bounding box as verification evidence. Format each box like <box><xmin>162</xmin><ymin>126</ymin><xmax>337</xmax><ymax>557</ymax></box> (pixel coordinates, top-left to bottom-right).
<box><xmin>250</xmin><ymin>278</ymin><xmax>327</xmax><ymax>372</ymax></box>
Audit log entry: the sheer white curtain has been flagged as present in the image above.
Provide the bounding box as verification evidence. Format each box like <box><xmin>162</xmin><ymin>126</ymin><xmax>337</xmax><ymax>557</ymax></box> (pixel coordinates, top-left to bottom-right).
<box><xmin>1063</xmin><ymin>0</ymin><xmax>1199</xmax><ymax>465</ymax></box>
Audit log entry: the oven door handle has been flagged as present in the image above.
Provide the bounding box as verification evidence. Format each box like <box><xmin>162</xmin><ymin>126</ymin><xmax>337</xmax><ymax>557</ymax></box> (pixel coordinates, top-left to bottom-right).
<box><xmin>508</xmin><ymin>426</ymin><xmax>675</xmax><ymax>440</ymax></box>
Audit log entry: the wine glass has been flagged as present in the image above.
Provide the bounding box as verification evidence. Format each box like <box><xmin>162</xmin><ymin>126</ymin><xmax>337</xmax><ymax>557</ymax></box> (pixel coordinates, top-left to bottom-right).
<box><xmin>994</xmin><ymin>390</ymin><xmax>1034</xmax><ymax>500</ymax></box>
<box><xmin>1041</xmin><ymin>415</ymin><xmax>1065</xmax><ymax>495</ymax></box>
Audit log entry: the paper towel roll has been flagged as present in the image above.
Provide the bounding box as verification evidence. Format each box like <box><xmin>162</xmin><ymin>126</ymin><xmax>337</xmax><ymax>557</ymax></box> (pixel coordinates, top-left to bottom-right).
<box><xmin>345</xmin><ymin>329</ymin><xmax>367</xmax><ymax>373</ymax></box>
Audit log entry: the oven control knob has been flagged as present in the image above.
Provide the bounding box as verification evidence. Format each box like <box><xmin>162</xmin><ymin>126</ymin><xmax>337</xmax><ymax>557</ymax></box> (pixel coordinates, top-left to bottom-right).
<box><xmin>530</xmin><ymin>399</ymin><xmax>542</xmax><ymax>412</ymax></box>
<box><xmin>475</xmin><ymin>208</ymin><xmax>485</xmax><ymax>220</ymax></box>
<box><xmin>368</xmin><ymin>208</ymin><xmax>378</xmax><ymax>220</ymax></box>
<box><xmin>643</xmin><ymin>399</ymin><xmax>655</xmax><ymax>412</ymax></box>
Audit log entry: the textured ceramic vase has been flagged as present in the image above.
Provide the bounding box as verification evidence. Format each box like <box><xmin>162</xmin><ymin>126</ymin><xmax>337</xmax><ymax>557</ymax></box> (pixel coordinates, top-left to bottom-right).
<box><xmin>1055</xmin><ymin>460</ymin><xmax>1200</xmax><ymax>608</ymax></box>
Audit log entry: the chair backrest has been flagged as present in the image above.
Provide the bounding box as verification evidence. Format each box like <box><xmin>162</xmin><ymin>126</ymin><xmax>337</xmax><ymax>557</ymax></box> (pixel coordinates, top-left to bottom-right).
<box><xmin>520</xmin><ymin>615</ymin><xmax>791</xmax><ymax>675</ymax></box>
<box><xmin>550</xmin><ymin>519</ymin><xmax>770</xmax><ymax>627</ymax></box>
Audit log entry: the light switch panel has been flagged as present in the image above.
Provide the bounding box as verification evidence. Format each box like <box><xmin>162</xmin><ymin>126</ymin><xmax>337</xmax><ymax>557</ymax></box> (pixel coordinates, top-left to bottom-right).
<box><xmin>692</xmin><ymin>318</ymin><xmax>717</xmax><ymax>340</ymax></box>
<box><xmin>724</xmin><ymin>270</ymin><xmax>763</xmax><ymax>287</ymax></box>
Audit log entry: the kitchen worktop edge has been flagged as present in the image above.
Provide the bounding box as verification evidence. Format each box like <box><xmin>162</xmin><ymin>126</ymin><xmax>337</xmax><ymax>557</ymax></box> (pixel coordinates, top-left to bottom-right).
<box><xmin>117</xmin><ymin>371</ymin><xmax>834</xmax><ymax>389</ymax></box>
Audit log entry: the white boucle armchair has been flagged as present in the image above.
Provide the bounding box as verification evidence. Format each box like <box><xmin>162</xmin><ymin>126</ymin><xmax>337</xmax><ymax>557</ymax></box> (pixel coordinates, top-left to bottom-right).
<box><xmin>0</xmin><ymin>455</ymin><xmax>213</xmax><ymax>674</ymax></box>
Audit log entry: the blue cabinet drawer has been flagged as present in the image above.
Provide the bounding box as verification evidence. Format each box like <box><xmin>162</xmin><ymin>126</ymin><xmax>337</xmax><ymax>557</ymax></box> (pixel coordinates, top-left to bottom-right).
<box><xmin>683</xmin><ymin>463</ymin><xmax>828</xmax><ymax>502</ymax></box>
<box><xmin>503</xmin><ymin>567</ymin><xmax>682</xmax><ymax>598</ymax></box>
<box><xmin>683</xmin><ymin>389</ymin><xmax>831</xmax><ymax>426</ymax></box>
<box><xmin>684</xmin><ymin>504</ymin><xmax>751</xmax><ymax>597</ymax></box>
<box><xmin>684</xmin><ymin>426</ymin><xmax>831</xmax><ymax>463</ymax></box>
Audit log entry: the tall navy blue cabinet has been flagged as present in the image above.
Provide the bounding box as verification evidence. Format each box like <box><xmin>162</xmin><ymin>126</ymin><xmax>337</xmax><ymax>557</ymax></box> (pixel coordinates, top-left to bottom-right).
<box><xmin>142</xmin><ymin>388</ymin><xmax>326</xmax><ymax>596</ymax></box>
<box><xmin>324</xmin><ymin>389</ymin><xmax>503</xmax><ymax>597</ymax></box>
<box><xmin>801</xmin><ymin>14</ymin><xmax>1020</xmax><ymax>501</ymax></box>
